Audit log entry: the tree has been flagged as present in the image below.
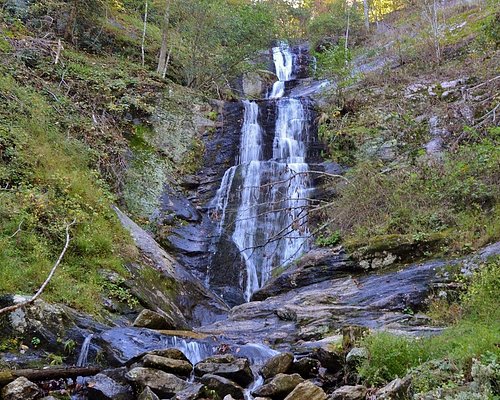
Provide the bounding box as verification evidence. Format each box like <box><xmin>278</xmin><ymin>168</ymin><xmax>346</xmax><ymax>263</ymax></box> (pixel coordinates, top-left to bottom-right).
<box><xmin>363</xmin><ymin>0</ymin><xmax>370</xmax><ymax>30</ymax></box>
<box><xmin>156</xmin><ymin>0</ymin><xmax>171</xmax><ymax>76</ymax></box>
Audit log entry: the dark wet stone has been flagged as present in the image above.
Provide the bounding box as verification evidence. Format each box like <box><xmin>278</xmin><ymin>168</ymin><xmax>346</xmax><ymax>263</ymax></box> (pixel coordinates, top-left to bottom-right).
<box><xmin>260</xmin><ymin>353</ymin><xmax>294</xmax><ymax>380</ymax></box>
<box><xmin>252</xmin><ymin>373</ymin><xmax>304</xmax><ymax>398</ymax></box>
<box><xmin>283</xmin><ymin>381</ymin><xmax>327</xmax><ymax>400</ymax></box>
<box><xmin>252</xmin><ymin>248</ymin><xmax>356</xmax><ymax>301</ymax></box>
<box><xmin>86</xmin><ymin>373</ymin><xmax>134</xmax><ymax>400</ymax></box>
<box><xmin>143</xmin><ymin>354</ymin><xmax>193</xmax><ymax>377</ymax></box>
<box><xmin>125</xmin><ymin>367</ymin><xmax>189</xmax><ymax>398</ymax></box>
<box><xmin>195</xmin><ymin>355</ymin><xmax>253</xmax><ymax>387</ymax></box>
<box><xmin>292</xmin><ymin>357</ymin><xmax>321</xmax><ymax>378</ymax></box>
<box><xmin>201</xmin><ymin>374</ymin><xmax>245</xmax><ymax>400</ymax></box>
<box><xmin>133</xmin><ymin>309</ymin><xmax>176</xmax><ymax>330</ymax></box>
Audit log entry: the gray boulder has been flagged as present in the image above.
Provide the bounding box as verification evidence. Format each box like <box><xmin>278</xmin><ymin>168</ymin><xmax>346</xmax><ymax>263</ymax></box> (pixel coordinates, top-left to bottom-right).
<box><xmin>374</xmin><ymin>376</ymin><xmax>411</xmax><ymax>399</ymax></box>
<box><xmin>201</xmin><ymin>374</ymin><xmax>245</xmax><ymax>399</ymax></box>
<box><xmin>137</xmin><ymin>386</ymin><xmax>160</xmax><ymax>400</ymax></box>
<box><xmin>173</xmin><ymin>383</ymin><xmax>206</xmax><ymax>400</ymax></box>
<box><xmin>292</xmin><ymin>357</ymin><xmax>321</xmax><ymax>378</ymax></box>
<box><xmin>125</xmin><ymin>367</ymin><xmax>189</xmax><ymax>398</ymax></box>
<box><xmin>86</xmin><ymin>373</ymin><xmax>134</xmax><ymax>400</ymax></box>
<box><xmin>260</xmin><ymin>352</ymin><xmax>294</xmax><ymax>379</ymax></box>
<box><xmin>330</xmin><ymin>385</ymin><xmax>367</xmax><ymax>400</ymax></box>
<box><xmin>252</xmin><ymin>373</ymin><xmax>304</xmax><ymax>398</ymax></box>
<box><xmin>1</xmin><ymin>377</ymin><xmax>41</xmax><ymax>400</ymax></box>
<box><xmin>195</xmin><ymin>354</ymin><xmax>253</xmax><ymax>386</ymax></box>
<box><xmin>133</xmin><ymin>309</ymin><xmax>176</xmax><ymax>330</ymax></box>
<box><xmin>345</xmin><ymin>347</ymin><xmax>368</xmax><ymax>366</ymax></box>
<box><xmin>284</xmin><ymin>381</ymin><xmax>327</xmax><ymax>400</ymax></box>
<box><xmin>143</xmin><ymin>354</ymin><xmax>193</xmax><ymax>376</ymax></box>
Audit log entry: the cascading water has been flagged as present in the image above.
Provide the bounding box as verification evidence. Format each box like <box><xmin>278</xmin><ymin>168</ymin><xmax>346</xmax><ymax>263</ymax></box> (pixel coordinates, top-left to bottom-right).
<box><xmin>210</xmin><ymin>42</ymin><xmax>313</xmax><ymax>302</ymax></box>
<box><xmin>76</xmin><ymin>334</ymin><xmax>93</xmax><ymax>367</ymax></box>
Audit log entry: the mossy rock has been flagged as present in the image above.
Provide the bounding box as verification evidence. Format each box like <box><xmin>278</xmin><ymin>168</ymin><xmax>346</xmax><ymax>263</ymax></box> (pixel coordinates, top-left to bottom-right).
<box><xmin>345</xmin><ymin>231</ymin><xmax>450</xmax><ymax>269</ymax></box>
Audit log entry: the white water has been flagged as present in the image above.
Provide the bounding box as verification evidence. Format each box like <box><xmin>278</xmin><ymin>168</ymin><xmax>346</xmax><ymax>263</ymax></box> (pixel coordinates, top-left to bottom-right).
<box><xmin>269</xmin><ymin>42</ymin><xmax>294</xmax><ymax>99</ymax></box>
<box><xmin>166</xmin><ymin>336</ymin><xmax>212</xmax><ymax>365</ymax></box>
<box><xmin>76</xmin><ymin>334</ymin><xmax>93</xmax><ymax>367</ymax></box>
<box><xmin>211</xmin><ymin>43</ymin><xmax>312</xmax><ymax>301</ymax></box>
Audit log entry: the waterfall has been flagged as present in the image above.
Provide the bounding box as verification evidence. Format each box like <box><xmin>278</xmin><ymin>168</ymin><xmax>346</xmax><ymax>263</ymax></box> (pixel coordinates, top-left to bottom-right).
<box><xmin>76</xmin><ymin>334</ymin><xmax>93</xmax><ymax>367</ymax></box>
<box><xmin>210</xmin><ymin>42</ymin><xmax>312</xmax><ymax>302</ymax></box>
<box><xmin>269</xmin><ymin>42</ymin><xmax>294</xmax><ymax>99</ymax></box>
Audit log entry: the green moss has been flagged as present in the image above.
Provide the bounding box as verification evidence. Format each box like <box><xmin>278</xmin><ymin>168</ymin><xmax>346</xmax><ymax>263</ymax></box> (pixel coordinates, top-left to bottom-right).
<box><xmin>0</xmin><ymin>70</ymin><xmax>135</xmax><ymax>315</ymax></box>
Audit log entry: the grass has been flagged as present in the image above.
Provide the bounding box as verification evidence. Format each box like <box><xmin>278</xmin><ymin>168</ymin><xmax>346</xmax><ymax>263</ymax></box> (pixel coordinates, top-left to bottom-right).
<box><xmin>323</xmin><ymin>132</ymin><xmax>500</xmax><ymax>255</ymax></box>
<box><xmin>358</xmin><ymin>256</ymin><xmax>500</xmax><ymax>388</ymax></box>
<box><xmin>0</xmin><ymin>70</ymin><xmax>136</xmax><ymax>315</ymax></box>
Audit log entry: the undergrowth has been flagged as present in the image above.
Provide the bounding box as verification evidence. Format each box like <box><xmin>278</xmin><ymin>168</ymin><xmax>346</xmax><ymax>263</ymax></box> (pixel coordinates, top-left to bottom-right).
<box><xmin>0</xmin><ymin>70</ymin><xmax>136</xmax><ymax>315</ymax></box>
<box><xmin>359</xmin><ymin>256</ymin><xmax>500</xmax><ymax>389</ymax></box>
<box><xmin>327</xmin><ymin>131</ymin><xmax>500</xmax><ymax>254</ymax></box>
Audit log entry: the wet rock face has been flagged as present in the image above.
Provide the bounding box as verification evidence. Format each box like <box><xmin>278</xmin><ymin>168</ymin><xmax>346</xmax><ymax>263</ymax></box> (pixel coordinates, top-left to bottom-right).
<box><xmin>252</xmin><ymin>247</ymin><xmax>357</xmax><ymax>301</ymax></box>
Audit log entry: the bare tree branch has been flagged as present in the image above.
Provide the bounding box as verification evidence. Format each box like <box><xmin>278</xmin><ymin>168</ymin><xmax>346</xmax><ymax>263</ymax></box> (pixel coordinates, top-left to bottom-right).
<box><xmin>0</xmin><ymin>219</ymin><xmax>76</xmax><ymax>316</ymax></box>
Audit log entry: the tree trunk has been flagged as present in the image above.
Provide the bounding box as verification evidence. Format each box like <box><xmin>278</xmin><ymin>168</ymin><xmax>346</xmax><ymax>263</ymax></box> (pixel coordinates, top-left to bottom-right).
<box><xmin>157</xmin><ymin>0</ymin><xmax>171</xmax><ymax>75</ymax></box>
<box><xmin>0</xmin><ymin>367</ymin><xmax>101</xmax><ymax>386</ymax></box>
<box><xmin>363</xmin><ymin>0</ymin><xmax>370</xmax><ymax>30</ymax></box>
<box><xmin>141</xmin><ymin>1</ymin><xmax>148</xmax><ymax>67</ymax></box>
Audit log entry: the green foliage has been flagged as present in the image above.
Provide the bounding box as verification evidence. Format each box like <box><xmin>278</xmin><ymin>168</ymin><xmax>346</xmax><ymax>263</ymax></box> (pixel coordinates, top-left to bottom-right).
<box><xmin>328</xmin><ymin>134</ymin><xmax>500</xmax><ymax>253</ymax></box>
<box><xmin>168</xmin><ymin>0</ymin><xmax>277</xmax><ymax>91</ymax></box>
<box><xmin>461</xmin><ymin>257</ymin><xmax>500</xmax><ymax>324</ymax></box>
<box><xmin>307</xmin><ymin>0</ymin><xmax>364</xmax><ymax>48</ymax></box>
<box><xmin>481</xmin><ymin>10</ymin><xmax>500</xmax><ymax>49</ymax></box>
<box><xmin>46</xmin><ymin>353</ymin><xmax>65</xmax><ymax>366</ymax></box>
<box><xmin>0</xmin><ymin>70</ymin><xmax>135</xmax><ymax>315</ymax></box>
<box><xmin>102</xmin><ymin>278</ymin><xmax>139</xmax><ymax>309</ymax></box>
<box><xmin>359</xmin><ymin>256</ymin><xmax>500</xmax><ymax>387</ymax></box>
<box><xmin>316</xmin><ymin>231</ymin><xmax>342</xmax><ymax>247</ymax></box>
<box><xmin>359</xmin><ymin>332</ymin><xmax>425</xmax><ymax>386</ymax></box>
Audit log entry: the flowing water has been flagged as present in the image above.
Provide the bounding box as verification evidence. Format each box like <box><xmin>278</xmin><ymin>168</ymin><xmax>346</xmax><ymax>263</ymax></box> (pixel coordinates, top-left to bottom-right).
<box><xmin>76</xmin><ymin>334</ymin><xmax>93</xmax><ymax>367</ymax></box>
<box><xmin>210</xmin><ymin>42</ymin><xmax>313</xmax><ymax>301</ymax></box>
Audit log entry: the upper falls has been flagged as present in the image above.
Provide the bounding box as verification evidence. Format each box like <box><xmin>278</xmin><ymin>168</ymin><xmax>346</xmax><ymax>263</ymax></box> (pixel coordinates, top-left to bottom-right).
<box><xmin>208</xmin><ymin>42</ymin><xmax>317</xmax><ymax>304</ymax></box>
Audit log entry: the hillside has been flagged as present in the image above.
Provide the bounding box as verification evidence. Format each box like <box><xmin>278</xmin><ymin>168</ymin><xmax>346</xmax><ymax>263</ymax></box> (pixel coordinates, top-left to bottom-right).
<box><xmin>0</xmin><ymin>0</ymin><xmax>499</xmax><ymax>399</ymax></box>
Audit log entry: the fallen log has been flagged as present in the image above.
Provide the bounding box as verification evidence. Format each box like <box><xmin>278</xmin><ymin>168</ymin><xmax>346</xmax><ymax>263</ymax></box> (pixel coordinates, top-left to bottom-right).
<box><xmin>0</xmin><ymin>366</ymin><xmax>101</xmax><ymax>386</ymax></box>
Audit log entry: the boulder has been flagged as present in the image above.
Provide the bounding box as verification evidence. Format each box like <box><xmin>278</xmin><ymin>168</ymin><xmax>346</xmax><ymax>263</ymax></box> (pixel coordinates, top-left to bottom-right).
<box><xmin>260</xmin><ymin>352</ymin><xmax>294</xmax><ymax>379</ymax></box>
<box><xmin>312</xmin><ymin>348</ymin><xmax>343</xmax><ymax>372</ymax></box>
<box><xmin>133</xmin><ymin>309</ymin><xmax>175</xmax><ymax>330</ymax></box>
<box><xmin>1</xmin><ymin>377</ymin><xmax>41</xmax><ymax>400</ymax></box>
<box><xmin>252</xmin><ymin>373</ymin><xmax>304</xmax><ymax>398</ymax></box>
<box><xmin>173</xmin><ymin>383</ymin><xmax>206</xmax><ymax>400</ymax></box>
<box><xmin>284</xmin><ymin>381</ymin><xmax>327</xmax><ymax>400</ymax></box>
<box><xmin>194</xmin><ymin>355</ymin><xmax>253</xmax><ymax>386</ymax></box>
<box><xmin>143</xmin><ymin>354</ymin><xmax>193</xmax><ymax>376</ymax></box>
<box><xmin>253</xmin><ymin>248</ymin><xmax>355</xmax><ymax>301</ymax></box>
<box><xmin>149</xmin><ymin>348</ymin><xmax>190</xmax><ymax>362</ymax></box>
<box><xmin>201</xmin><ymin>374</ymin><xmax>245</xmax><ymax>400</ymax></box>
<box><xmin>137</xmin><ymin>386</ymin><xmax>160</xmax><ymax>400</ymax></box>
<box><xmin>125</xmin><ymin>367</ymin><xmax>189</xmax><ymax>398</ymax></box>
<box><xmin>345</xmin><ymin>348</ymin><xmax>368</xmax><ymax>366</ymax></box>
<box><xmin>86</xmin><ymin>373</ymin><xmax>134</xmax><ymax>400</ymax></box>
<box><xmin>292</xmin><ymin>357</ymin><xmax>321</xmax><ymax>378</ymax></box>
<box><xmin>374</xmin><ymin>376</ymin><xmax>411</xmax><ymax>399</ymax></box>
<box><xmin>330</xmin><ymin>385</ymin><xmax>367</xmax><ymax>400</ymax></box>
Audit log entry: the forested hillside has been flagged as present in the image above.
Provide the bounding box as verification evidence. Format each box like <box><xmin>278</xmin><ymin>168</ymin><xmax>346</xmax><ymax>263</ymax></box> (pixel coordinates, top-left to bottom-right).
<box><xmin>0</xmin><ymin>0</ymin><xmax>498</xmax><ymax>399</ymax></box>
